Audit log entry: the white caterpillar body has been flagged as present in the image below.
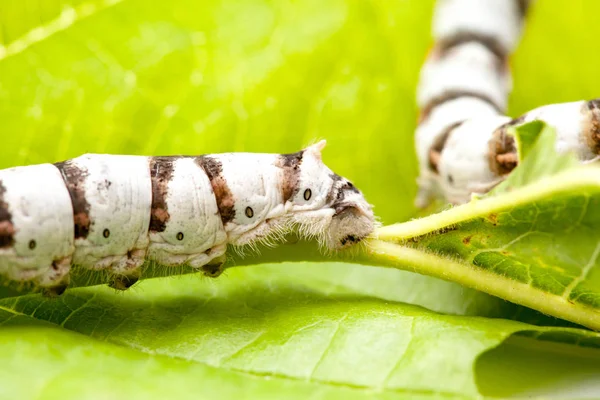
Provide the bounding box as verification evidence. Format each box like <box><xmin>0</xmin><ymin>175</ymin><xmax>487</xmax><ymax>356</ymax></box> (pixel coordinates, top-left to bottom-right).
<box><xmin>57</xmin><ymin>155</ymin><xmax>153</xmax><ymax>274</ymax></box>
<box><xmin>0</xmin><ymin>141</ymin><xmax>374</xmax><ymax>294</ymax></box>
<box><xmin>146</xmin><ymin>156</ymin><xmax>226</xmax><ymax>269</ymax></box>
<box><xmin>416</xmin><ymin>0</ymin><xmax>600</xmax><ymax>206</ymax></box>
<box><xmin>417</xmin><ymin>42</ymin><xmax>511</xmax><ymax>114</ymax></box>
<box><xmin>437</xmin><ymin>115</ymin><xmax>512</xmax><ymax>204</ymax></box>
<box><xmin>415</xmin><ymin>97</ymin><xmax>502</xmax><ymax>207</ymax></box>
<box><xmin>0</xmin><ymin>164</ymin><xmax>74</xmax><ymax>287</ymax></box>
<box><xmin>433</xmin><ymin>0</ymin><xmax>528</xmax><ymax>54</ymax></box>
<box><xmin>509</xmin><ymin>100</ymin><xmax>600</xmax><ymax>160</ymax></box>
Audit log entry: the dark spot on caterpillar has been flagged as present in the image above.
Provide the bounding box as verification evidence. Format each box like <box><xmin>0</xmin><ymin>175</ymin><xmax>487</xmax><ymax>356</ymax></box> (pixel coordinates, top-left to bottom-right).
<box><xmin>245</xmin><ymin>207</ymin><xmax>254</xmax><ymax>218</ymax></box>
<box><xmin>489</xmin><ymin>121</ymin><xmax>519</xmax><ymax>176</ymax></box>
<box><xmin>462</xmin><ymin>235</ymin><xmax>472</xmax><ymax>245</ymax></box>
<box><xmin>176</xmin><ymin>232</ymin><xmax>184</xmax><ymax>241</ymax></box>
<box><xmin>103</xmin><ymin>228</ymin><xmax>110</xmax><ymax>238</ymax></box>
<box><xmin>429</xmin><ymin>121</ymin><xmax>464</xmax><ymax>173</ymax></box>
<box><xmin>584</xmin><ymin>99</ymin><xmax>600</xmax><ymax>155</ymax></box>
<box><xmin>148</xmin><ymin>157</ymin><xmax>175</xmax><ymax>232</ymax></box>
<box><xmin>109</xmin><ymin>275</ymin><xmax>139</xmax><ymax>291</ymax></box>
<box><xmin>0</xmin><ymin>180</ymin><xmax>15</xmax><ymax>248</ymax></box>
<box><xmin>276</xmin><ymin>151</ymin><xmax>303</xmax><ymax>202</ymax></box>
<box><xmin>28</xmin><ymin>240</ymin><xmax>36</xmax><ymax>250</ymax></box>
<box><xmin>436</xmin><ymin>32</ymin><xmax>507</xmax><ymax>64</ymax></box>
<box><xmin>342</xmin><ymin>180</ymin><xmax>359</xmax><ymax>195</ymax></box>
<box><xmin>97</xmin><ymin>179</ymin><xmax>112</xmax><ymax>191</ymax></box>
<box><xmin>196</xmin><ymin>156</ymin><xmax>236</xmax><ymax>224</ymax></box>
<box><xmin>303</xmin><ymin>188</ymin><xmax>312</xmax><ymax>201</ymax></box>
<box><xmin>419</xmin><ymin>91</ymin><xmax>504</xmax><ymax>124</ymax></box>
<box><xmin>54</xmin><ymin>161</ymin><xmax>91</xmax><ymax>239</ymax></box>
<box><xmin>340</xmin><ymin>234</ymin><xmax>360</xmax><ymax>246</ymax></box>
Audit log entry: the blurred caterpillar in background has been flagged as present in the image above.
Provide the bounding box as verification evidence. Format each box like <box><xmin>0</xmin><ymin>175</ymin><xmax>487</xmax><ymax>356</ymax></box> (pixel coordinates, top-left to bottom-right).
<box><xmin>416</xmin><ymin>0</ymin><xmax>600</xmax><ymax>207</ymax></box>
<box><xmin>0</xmin><ymin>141</ymin><xmax>374</xmax><ymax>295</ymax></box>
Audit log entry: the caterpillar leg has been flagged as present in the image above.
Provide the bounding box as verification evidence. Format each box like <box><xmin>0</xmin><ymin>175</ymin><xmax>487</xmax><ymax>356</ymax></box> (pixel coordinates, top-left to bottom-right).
<box><xmin>108</xmin><ymin>269</ymin><xmax>142</xmax><ymax>291</ymax></box>
<box><xmin>106</xmin><ymin>247</ymin><xmax>146</xmax><ymax>290</ymax></box>
<box><xmin>201</xmin><ymin>254</ymin><xmax>227</xmax><ymax>278</ymax></box>
<box><xmin>37</xmin><ymin>256</ymin><xmax>72</xmax><ymax>296</ymax></box>
<box><xmin>190</xmin><ymin>244</ymin><xmax>227</xmax><ymax>278</ymax></box>
<box><xmin>42</xmin><ymin>280</ymin><xmax>70</xmax><ymax>297</ymax></box>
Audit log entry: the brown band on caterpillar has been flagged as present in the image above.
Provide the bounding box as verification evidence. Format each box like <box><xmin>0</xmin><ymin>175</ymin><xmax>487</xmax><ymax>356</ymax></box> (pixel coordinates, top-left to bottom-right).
<box><xmin>419</xmin><ymin>90</ymin><xmax>505</xmax><ymax>124</ymax></box>
<box><xmin>325</xmin><ymin>173</ymin><xmax>344</xmax><ymax>205</ymax></box>
<box><xmin>583</xmin><ymin>99</ymin><xmax>600</xmax><ymax>155</ymax></box>
<box><xmin>0</xmin><ymin>180</ymin><xmax>14</xmax><ymax>248</ymax></box>
<box><xmin>148</xmin><ymin>157</ymin><xmax>175</xmax><ymax>232</ymax></box>
<box><xmin>196</xmin><ymin>156</ymin><xmax>236</xmax><ymax>224</ymax></box>
<box><xmin>428</xmin><ymin>121</ymin><xmax>465</xmax><ymax>173</ymax></box>
<box><xmin>436</xmin><ymin>32</ymin><xmax>508</xmax><ymax>63</ymax></box>
<box><xmin>327</xmin><ymin>173</ymin><xmax>361</xmax><ymax>211</ymax></box>
<box><xmin>488</xmin><ymin>118</ymin><xmax>522</xmax><ymax>176</ymax></box>
<box><xmin>55</xmin><ymin>161</ymin><xmax>91</xmax><ymax>239</ymax></box>
<box><xmin>276</xmin><ymin>151</ymin><xmax>303</xmax><ymax>202</ymax></box>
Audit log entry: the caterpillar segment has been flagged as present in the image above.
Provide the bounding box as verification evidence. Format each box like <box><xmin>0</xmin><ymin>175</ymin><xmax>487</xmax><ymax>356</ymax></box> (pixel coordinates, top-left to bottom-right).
<box><xmin>432</xmin><ymin>116</ymin><xmax>513</xmax><ymax>204</ymax></box>
<box><xmin>0</xmin><ymin>141</ymin><xmax>374</xmax><ymax>294</ymax></box>
<box><xmin>0</xmin><ymin>164</ymin><xmax>74</xmax><ymax>294</ymax></box>
<box><xmin>433</xmin><ymin>0</ymin><xmax>530</xmax><ymax>56</ymax></box>
<box><xmin>146</xmin><ymin>156</ymin><xmax>226</xmax><ymax>269</ymax></box>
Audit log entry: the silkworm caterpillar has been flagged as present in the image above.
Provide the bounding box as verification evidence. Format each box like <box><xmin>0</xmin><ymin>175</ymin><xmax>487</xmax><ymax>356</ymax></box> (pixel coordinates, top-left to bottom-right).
<box><xmin>0</xmin><ymin>141</ymin><xmax>374</xmax><ymax>295</ymax></box>
<box><xmin>415</xmin><ymin>0</ymin><xmax>600</xmax><ymax>206</ymax></box>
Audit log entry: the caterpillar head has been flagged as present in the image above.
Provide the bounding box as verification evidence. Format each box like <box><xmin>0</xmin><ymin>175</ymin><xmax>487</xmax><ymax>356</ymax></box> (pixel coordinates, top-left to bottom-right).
<box><xmin>216</xmin><ymin>141</ymin><xmax>374</xmax><ymax>250</ymax></box>
<box><xmin>437</xmin><ymin>116</ymin><xmax>511</xmax><ymax>204</ymax></box>
<box><xmin>284</xmin><ymin>141</ymin><xmax>375</xmax><ymax>249</ymax></box>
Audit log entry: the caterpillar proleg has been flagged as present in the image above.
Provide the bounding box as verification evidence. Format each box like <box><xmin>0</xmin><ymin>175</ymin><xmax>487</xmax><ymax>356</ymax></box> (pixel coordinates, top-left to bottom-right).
<box><xmin>0</xmin><ymin>141</ymin><xmax>374</xmax><ymax>295</ymax></box>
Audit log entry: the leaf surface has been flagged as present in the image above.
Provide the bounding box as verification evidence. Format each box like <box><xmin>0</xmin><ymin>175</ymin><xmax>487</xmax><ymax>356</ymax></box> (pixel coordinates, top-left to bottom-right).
<box><xmin>2</xmin><ymin>268</ymin><xmax>600</xmax><ymax>399</ymax></box>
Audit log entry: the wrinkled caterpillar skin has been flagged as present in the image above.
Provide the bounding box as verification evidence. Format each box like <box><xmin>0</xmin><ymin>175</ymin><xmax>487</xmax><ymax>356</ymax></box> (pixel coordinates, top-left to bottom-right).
<box><xmin>0</xmin><ymin>141</ymin><xmax>374</xmax><ymax>295</ymax></box>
